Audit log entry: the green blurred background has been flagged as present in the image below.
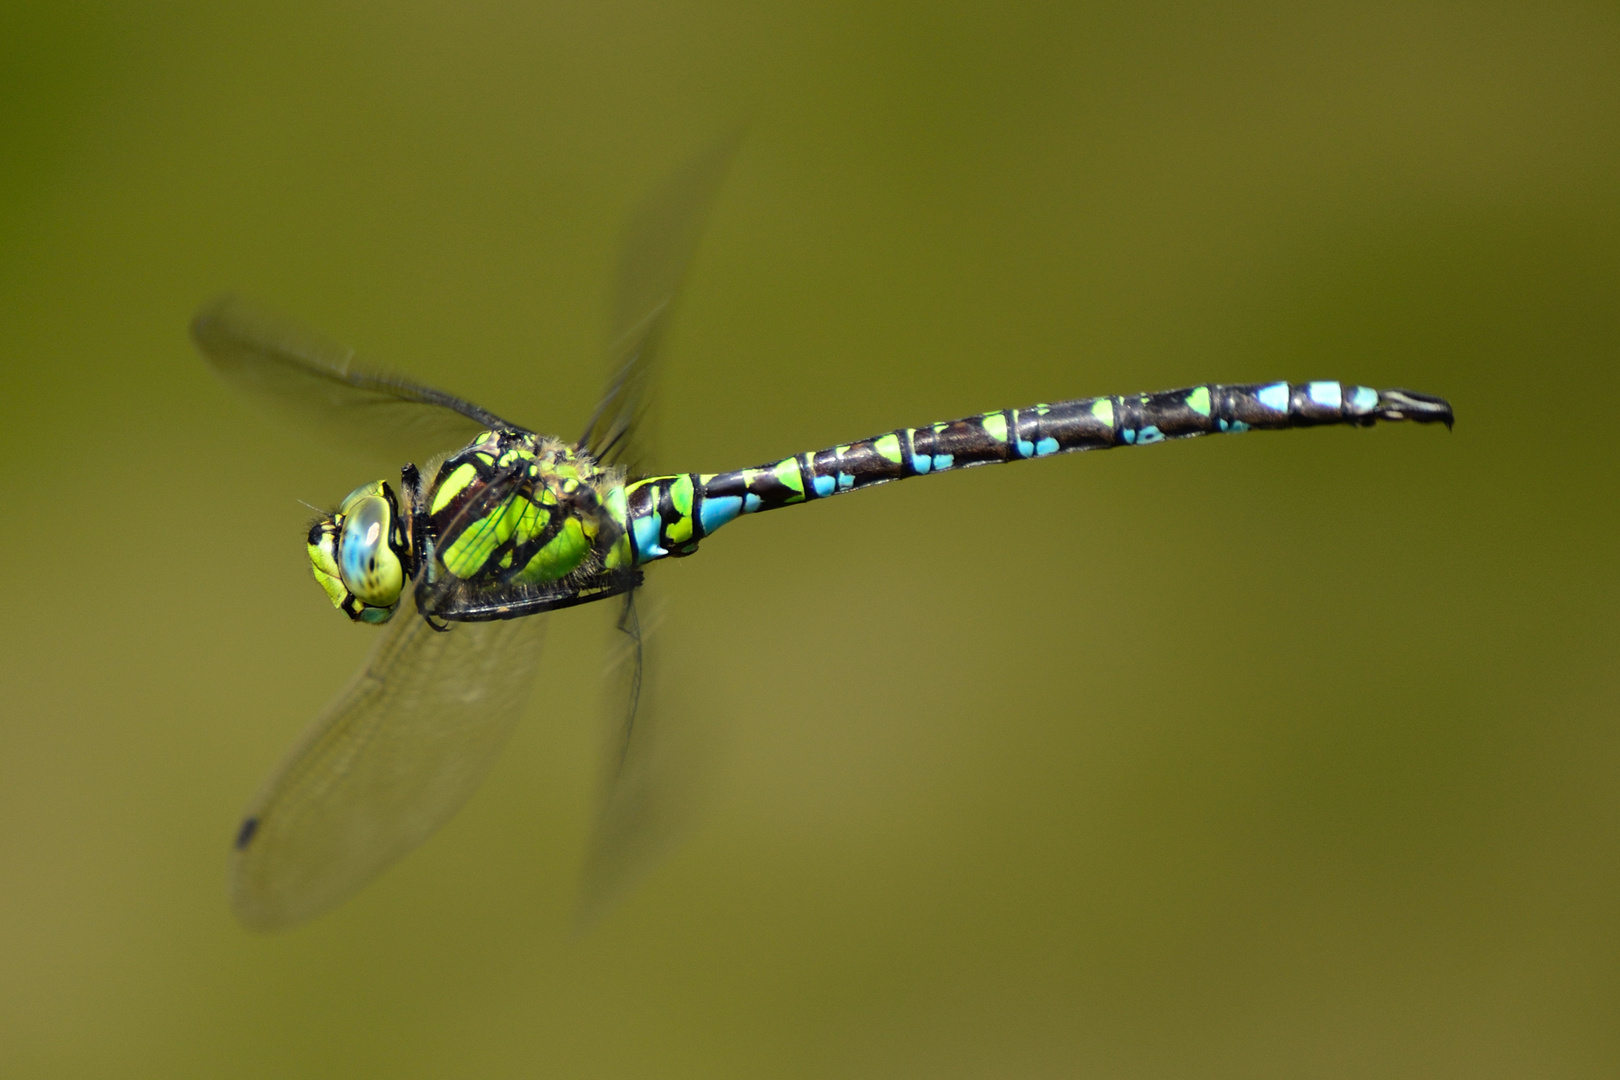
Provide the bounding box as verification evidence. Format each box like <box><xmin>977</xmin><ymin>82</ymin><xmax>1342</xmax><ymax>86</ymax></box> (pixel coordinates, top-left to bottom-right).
<box><xmin>2</xmin><ymin>1</ymin><xmax>1616</xmax><ymax>1076</ymax></box>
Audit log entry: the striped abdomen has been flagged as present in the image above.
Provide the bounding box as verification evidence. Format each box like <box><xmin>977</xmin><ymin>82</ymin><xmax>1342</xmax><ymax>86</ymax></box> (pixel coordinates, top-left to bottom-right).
<box><xmin>620</xmin><ymin>381</ymin><xmax>1453</xmax><ymax>564</ymax></box>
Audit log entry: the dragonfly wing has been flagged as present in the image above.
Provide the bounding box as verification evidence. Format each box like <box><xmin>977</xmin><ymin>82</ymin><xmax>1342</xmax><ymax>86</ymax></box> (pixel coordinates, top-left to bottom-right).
<box><xmin>575</xmin><ymin>586</ymin><xmax>715</xmax><ymax>927</ymax></box>
<box><xmin>580</xmin><ymin>130</ymin><xmax>742</xmax><ymax>472</ymax></box>
<box><xmin>230</xmin><ymin>594</ymin><xmax>548</xmax><ymax>931</ymax></box>
<box><xmin>572</xmin><ymin>137</ymin><xmax>739</xmax><ymax>921</ymax></box>
<box><xmin>193</xmin><ymin>294</ymin><xmax>525</xmax><ymax>468</ymax></box>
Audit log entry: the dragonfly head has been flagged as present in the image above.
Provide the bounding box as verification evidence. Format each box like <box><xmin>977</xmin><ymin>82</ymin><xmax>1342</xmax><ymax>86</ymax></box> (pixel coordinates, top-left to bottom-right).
<box><xmin>307</xmin><ymin>480</ymin><xmax>410</xmax><ymax>624</ymax></box>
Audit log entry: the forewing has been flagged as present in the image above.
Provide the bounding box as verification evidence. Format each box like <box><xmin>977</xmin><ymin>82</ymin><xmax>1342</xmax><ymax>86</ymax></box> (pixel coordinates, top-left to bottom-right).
<box><xmin>193</xmin><ymin>294</ymin><xmax>524</xmax><ymax>467</ymax></box>
<box><xmin>230</xmin><ymin>595</ymin><xmax>548</xmax><ymax>931</ymax></box>
<box><xmin>580</xmin><ymin>130</ymin><xmax>742</xmax><ymax>473</ymax></box>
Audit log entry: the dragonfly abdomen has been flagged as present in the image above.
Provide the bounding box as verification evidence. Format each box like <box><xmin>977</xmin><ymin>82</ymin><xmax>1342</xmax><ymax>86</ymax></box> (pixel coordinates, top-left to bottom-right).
<box><xmin>621</xmin><ymin>381</ymin><xmax>1453</xmax><ymax>566</ymax></box>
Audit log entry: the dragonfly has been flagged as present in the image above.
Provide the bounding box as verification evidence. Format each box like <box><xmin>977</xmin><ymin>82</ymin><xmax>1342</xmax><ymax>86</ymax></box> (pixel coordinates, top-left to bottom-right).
<box><xmin>195</xmin><ymin>151</ymin><xmax>1455</xmax><ymax>933</ymax></box>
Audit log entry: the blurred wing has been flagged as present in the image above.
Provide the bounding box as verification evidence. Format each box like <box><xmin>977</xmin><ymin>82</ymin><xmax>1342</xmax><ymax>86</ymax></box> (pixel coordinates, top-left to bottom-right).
<box><xmin>572</xmin><ymin>137</ymin><xmax>739</xmax><ymax>922</ymax></box>
<box><xmin>579</xmin><ymin>130</ymin><xmax>742</xmax><ymax>473</ymax></box>
<box><xmin>575</xmin><ymin>586</ymin><xmax>713</xmax><ymax>928</ymax></box>
<box><xmin>230</xmin><ymin>595</ymin><xmax>548</xmax><ymax>931</ymax></box>
<box><xmin>193</xmin><ymin>294</ymin><xmax>524</xmax><ymax>468</ymax></box>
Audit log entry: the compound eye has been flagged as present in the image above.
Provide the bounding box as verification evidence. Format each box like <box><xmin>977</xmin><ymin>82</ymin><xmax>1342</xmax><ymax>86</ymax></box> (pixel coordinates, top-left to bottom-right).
<box><xmin>339</xmin><ymin>480</ymin><xmax>385</xmax><ymax>513</ymax></box>
<box><xmin>337</xmin><ymin>495</ymin><xmax>404</xmax><ymax>609</ymax></box>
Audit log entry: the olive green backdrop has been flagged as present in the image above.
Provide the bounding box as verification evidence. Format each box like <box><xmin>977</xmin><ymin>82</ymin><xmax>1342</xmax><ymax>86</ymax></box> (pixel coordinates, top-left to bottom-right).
<box><xmin>1</xmin><ymin>2</ymin><xmax>1616</xmax><ymax>1077</ymax></box>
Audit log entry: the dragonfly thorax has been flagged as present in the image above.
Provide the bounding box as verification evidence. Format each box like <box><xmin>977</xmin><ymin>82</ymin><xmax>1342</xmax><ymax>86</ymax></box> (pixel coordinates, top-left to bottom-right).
<box><xmin>421</xmin><ymin>429</ymin><xmax>609</xmax><ymax>579</ymax></box>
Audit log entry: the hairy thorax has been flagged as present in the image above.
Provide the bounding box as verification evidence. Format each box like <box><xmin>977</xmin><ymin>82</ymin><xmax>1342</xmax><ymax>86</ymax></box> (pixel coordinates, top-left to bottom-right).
<box><xmin>421</xmin><ymin>430</ymin><xmax>630</xmax><ymax>592</ymax></box>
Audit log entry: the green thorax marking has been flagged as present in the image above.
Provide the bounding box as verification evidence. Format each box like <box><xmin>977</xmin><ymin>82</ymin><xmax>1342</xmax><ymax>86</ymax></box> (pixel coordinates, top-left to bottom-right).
<box><xmin>423</xmin><ymin>430</ymin><xmax>626</xmax><ymax>587</ymax></box>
